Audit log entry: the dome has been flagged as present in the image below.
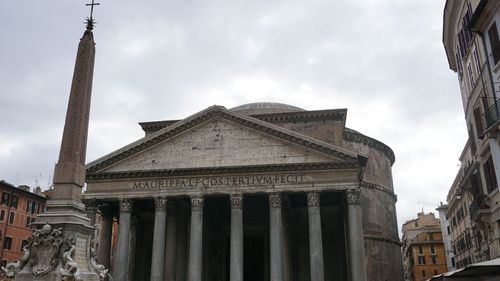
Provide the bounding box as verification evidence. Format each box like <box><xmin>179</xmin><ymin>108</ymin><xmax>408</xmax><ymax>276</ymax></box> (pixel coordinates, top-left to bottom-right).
<box><xmin>230</xmin><ymin>102</ymin><xmax>305</xmax><ymax>115</ymax></box>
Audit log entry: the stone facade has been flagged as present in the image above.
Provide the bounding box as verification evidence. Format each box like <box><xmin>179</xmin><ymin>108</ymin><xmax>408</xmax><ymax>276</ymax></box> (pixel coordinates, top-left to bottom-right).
<box><xmin>84</xmin><ymin>103</ymin><xmax>402</xmax><ymax>281</ymax></box>
<box><xmin>443</xmin><ymin>0</ymin><xmax>500</xmax><ymax>265</ymax></box>
<box><xmin>83</xmin><ymin>102</ymin><xmax>403</xmax><ymax>281</ymax></box>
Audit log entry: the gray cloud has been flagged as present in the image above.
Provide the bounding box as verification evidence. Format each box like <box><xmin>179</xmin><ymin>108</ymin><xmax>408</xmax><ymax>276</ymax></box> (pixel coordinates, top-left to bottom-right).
<box><xmin>0</xmin><ymin>0</ymin><xmax>466</xmax><ymax>232</ymax></box>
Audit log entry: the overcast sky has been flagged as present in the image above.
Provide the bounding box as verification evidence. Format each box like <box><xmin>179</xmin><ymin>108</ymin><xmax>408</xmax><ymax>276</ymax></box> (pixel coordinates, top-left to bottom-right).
<box><xmin>0</xmin><ymin>0</ymin><xmax>465</xmax><ymax>232</ymax></box>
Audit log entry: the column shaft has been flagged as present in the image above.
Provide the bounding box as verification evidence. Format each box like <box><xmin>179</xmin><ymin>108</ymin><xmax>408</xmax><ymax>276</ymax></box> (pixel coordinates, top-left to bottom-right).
<box><xmin>307</xmin><ymin>192</ymin><xmax>325</xmax><ymax>281</ymax></box>
<box><xmin>97</xmin><ymin>208</ymin><xmax>113</xmax><ymax>269</ymax></box>
<box><xmin>188</xmin><ymin>196</ymin><xmax>204</xmax><ymax>281</ymax></box>
<box><xmin>230</xmin><ymin>194</ymin><xmax>244</xmax><ymax>281</ymax></box>
<box><xmin>150</xmin><ymin>198</ymin><xmax>168</xmax><ymax>281</ymax></box>
<box><xmin>164</xmin><ymin>202</ymin><xmax>178</xmax><ymax>281</ymax></box>
<box><xmin>347</xmin><ymin>190</ymin><xmax>367</xmax><ymax>281</ymax></box>
<box><xmin>113</xmin><ymin>199</ymin><xmax>132</xmax><ymax>281</ymax></box>
<box><xmin>269</xmin><ymin>193</ymin><xmax>284</xmax><ymax>281</ymax></box>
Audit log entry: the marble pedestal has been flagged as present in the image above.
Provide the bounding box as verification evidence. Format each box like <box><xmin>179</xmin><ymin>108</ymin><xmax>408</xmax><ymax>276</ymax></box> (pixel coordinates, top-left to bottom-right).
<box><xmin>10</xmin><ymin>201</ymin><xmax>105</xmax><ymax>281</ymax></box>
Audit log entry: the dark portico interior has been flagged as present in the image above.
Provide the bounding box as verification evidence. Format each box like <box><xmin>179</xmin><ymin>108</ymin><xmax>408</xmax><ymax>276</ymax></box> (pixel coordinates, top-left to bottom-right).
<box><xmin>118</xmin><ymin>192</ymin><xmax>347</xmax><ymax>281</ymax></box>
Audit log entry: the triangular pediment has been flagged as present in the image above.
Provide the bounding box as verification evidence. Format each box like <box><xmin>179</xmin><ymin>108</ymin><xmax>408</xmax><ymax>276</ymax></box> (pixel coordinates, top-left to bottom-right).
<box><xmin>87</xmin><ymin>106</ymin><xmax>360</xmax><ymax>174</ymax></box>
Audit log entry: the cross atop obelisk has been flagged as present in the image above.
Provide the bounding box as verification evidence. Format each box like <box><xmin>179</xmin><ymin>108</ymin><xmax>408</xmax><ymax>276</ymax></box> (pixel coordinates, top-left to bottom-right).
<box><xmin>85</xmin><ymin>0</ymin><xmax>100</xmax><ymax>30</ymax></box>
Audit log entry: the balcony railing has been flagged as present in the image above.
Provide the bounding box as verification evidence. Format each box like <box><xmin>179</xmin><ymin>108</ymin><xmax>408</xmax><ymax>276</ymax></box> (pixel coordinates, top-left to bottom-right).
<box><xmin>469</xmin><ymin>195</ymin><xmax>490</xmax><ymax>222</ymax></box>
<box><xmin>485</xmin><ymin>98</ymin><xmax>500</xmax><ymax>128</ymax></box>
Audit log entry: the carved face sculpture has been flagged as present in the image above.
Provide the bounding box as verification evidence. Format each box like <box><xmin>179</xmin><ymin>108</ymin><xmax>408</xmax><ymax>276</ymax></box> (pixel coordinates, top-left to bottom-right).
<box><xmin>41</xmin><ymin>224</ymin><xmax>52</xmax><ymax>235</ymax></box>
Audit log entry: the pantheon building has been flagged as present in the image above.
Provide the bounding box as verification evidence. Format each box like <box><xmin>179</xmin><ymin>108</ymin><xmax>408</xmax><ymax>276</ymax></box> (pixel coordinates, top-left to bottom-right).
<box><xmin>82</xmin><ymin>102</ymin><xmax>403</xmax><ymax>281</ymax></box>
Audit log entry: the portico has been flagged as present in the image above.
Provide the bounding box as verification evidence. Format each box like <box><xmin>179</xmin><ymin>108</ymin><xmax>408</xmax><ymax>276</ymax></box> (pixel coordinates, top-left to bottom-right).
<box><xmin>87</xmin><ymin>188</ymin><xmax>361</xmax><ymax>281</ymax></box>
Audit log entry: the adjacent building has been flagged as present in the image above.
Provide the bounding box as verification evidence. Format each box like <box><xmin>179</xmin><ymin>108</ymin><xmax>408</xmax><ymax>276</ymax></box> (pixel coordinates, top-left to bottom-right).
<box><xmin>436</xmin><ymin>202</ymin><xmax>456</xmax><ymax>271</ymax></box>
<box><xmin>443</xmin><ymin>0</ymin><xmax>500</xmax><ymax>265</ymax></box>
<box><xmin>82</xmin><ymin>102</ymin><xmax>404</xmax><ymax>281</ymax></box>
<box><xmin>401</xmin><ymin>212</ymin><xmax>448</xmax><ymax>281</ymax></box>
<box><xmin>0</xmin><ymin>180</ymin><xmax>46</xmax><ymax>266</ymax></box>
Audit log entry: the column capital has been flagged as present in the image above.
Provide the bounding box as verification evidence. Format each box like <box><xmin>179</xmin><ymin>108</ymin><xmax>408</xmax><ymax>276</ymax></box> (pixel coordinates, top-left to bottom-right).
<box><xmin>190</xmin><ymin>196</ymin><xmax>204</xmax><ymax>211</ymax></box>
<box><xmin>155</xmin><ymin>197</ymin><xmax>168</xmax><ymax>210</ymax></box>
<box><xmin>167</xmin><ymin>200</ymin><xmax>177</xmax><ymax>216</ymax></box>
<box><xmin>346</xmin><ymin>189</ymin><xmax>361</xmax><ymax>205</ymax></box>
<box><xmin>119</xmin><ymin>198</ymin><xmax>133</xmax><ymax>213</ymax></box>
<box><xmin>268</xmin><ymin>193</ymin><xmax>282</xmax><ymax>208</ymax></box>
<box><xmin>82</xmin><ymin>198</ymin><xmax>99</xmax><ymax>212</ymax></box>
<box><xmin>230</xmin><ymin>194</ymin><xmax>244</xmax><ymax>209</ymax></box>
<box><xmin>307</xmin><ymin>192</ymin><xmax>320</xmax><ymax>207</ymax></box>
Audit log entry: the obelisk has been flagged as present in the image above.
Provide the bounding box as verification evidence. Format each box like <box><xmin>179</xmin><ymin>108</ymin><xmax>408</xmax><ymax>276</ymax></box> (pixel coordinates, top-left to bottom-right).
<box><xmin>11</xmin><ymin>12</ymin><xmax>105</xmax><ymax>281</ymax></box>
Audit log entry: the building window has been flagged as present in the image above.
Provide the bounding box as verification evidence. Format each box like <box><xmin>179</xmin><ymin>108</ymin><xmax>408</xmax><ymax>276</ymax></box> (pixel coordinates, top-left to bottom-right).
<box><xmin>26</xmin><ymin>217</ymin><xmax>34</xmax><ymax>228</ymax></box>
<box><xmin>429</xmin><ymin>233</ymin><xmax>434</xmax><ymax>241</ymax></box>
<box><xmin>418</xmin><ymin>245</ymin><xmax>423</xmax><ymax>254</ymax></box>
<box><xmin>20</xmin><ymin>240</ymin><xmax>28</xmax><ymax>251</ymax></box>
<box><xmin>1</xmin><ymin>260</ymin><xmax>6</xmax><ymax>267</ymax></box>
<box><xmin>468</xmin><ymin>62</ymin><xmax>476</xmax><ymax>88</ymax></box>
<box><xmin>473</xmin><ymin>48</ymin><xmax>481</xmax><ymax>74</ymax></box>
<box><xmin>10</xmin><ymin>195</ymin><xmax>18</xmax><ymax>209</ymax></box>
<box><xmin>0</xmin><ymin>210</ymin><xmax>5</xmax><ymax>221</ymax></box>
<box><xmin>483</xmin><ymin>155</ymin><xmax>498</xmax><ymax>193</ymax></box>
<box><xmin>431</xmin><ymin>244</ymin><xmax>436</xmax><ymax>254</ymax></box>
<box><xmin>432</xmin><ymin>256</ymin><xmax>437</xmax><ymax>264</ymax></box>
<box><xmin>451</xmin><ymin>257</ymin><xmax>456</xmax><ymax>267</ymax></box>
<box><xmin>488</xmin><ymin>22</ymin><xmax>500</xmax><ymax>65</ymax></box>
<box><xmin>3</xmin><ymin>237</ymin><xmax>12</xmax><ymax>250</ymax></box>
<box><xmin>422</xmin><ymin>270</ymin><xmax>426</xmax><ymax>277</ymax></box>
<box><xmin>447</xmin><ymin>226</ymin><xmax>451</xmax><ymax>235</ymax></box>
<box><xmin>418</xmin><ymin>256</ymin><xmax>426</xmax><ymax>265</ymax></box>
<box><xmin>1</xmin><ymin>193</ymin><xmax>10</xmax><ymax>206</ymax></box>
<box><xmin>473</xmin><ymin>107</ymin><xmax>485</xmax><ymax>136</ymax></box>
<box><xmin>8</xmin><ymin>212</ymin><xmax>15</xmax><ymax>225</ymax></box>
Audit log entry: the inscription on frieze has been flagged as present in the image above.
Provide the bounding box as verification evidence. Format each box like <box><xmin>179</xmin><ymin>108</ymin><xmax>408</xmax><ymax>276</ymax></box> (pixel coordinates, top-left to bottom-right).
<box><xmin>132</xmin><ymin>173</ymin><xmax>305</xmax><ymax>190</ymax></box>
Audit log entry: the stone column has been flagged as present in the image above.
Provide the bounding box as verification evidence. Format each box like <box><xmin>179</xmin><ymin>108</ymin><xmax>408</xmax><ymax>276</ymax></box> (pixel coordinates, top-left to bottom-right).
<box><xmin>83</xmin><ymin>198</ymin><xmax>98</xmax><ymax>226</ymax></box>
<box><xmin>113</xmin><ymin>198</ymin><xmax>132</xmax><ymax>281</ymax></box>
<box><xmin>176</xmin><ymin>207</ymin><xmax>188</xmax><ymax>281</ymax></box>
<box><xmin>269</xmin><ymin>193</ymin><xmax>284</xmax><ymax>281</ymax></box>
<box><xmin>150</xmin><ymin>197</ymin><xmax>168</xmax><ymax>281</ymax></box>
<box><xmin>307</xmin><ymin>192</ymin><xmax>325</xmax><ymax>281</ymax></box>
<box><xmin>346</xmin><ymin>189</ymin><xmax>367</xmax><ymax>281</ymax></box>
<box><xmin>164</xmin><ymin>201</ymin><xmax>178</xmax><ymax>281</ymax></box>
<box><xmin>97</xmin><ymin>204</ymin><xmax>114</xmax><ymax>269</ymax></box>
<box><xmin>230</xmin><ymin>194</ymin><xmax>244</xmax><ymax>281</ymax></box>
<box><xmin>188</xmin><ymin>196</ymin><xmax>204</xmax><ymax>281</ymax></box>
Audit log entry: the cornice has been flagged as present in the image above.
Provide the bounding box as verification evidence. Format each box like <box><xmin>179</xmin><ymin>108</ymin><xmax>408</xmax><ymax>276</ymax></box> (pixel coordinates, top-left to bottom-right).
<box><xmin>251</xmin><ymin>109</ymin><xmax>347</xmax><ymax>124</ymax></box>
<box><xmin>137</xmin><ymin>109</ymin><xmax>347</xmax><ymax>134</ymax></box>
<box><xmin>343</xmin><ymin>129</ymin><xmax>395</xmax><ymax>164</ymax></box>
<box><xmin>364</xmin><ymin>234</ymin><xmax>402</xmax><ymax>247</ymax></box>
<box><xmin>86</xmin><ymin>162</ymin><xmax>359</xmax><ymax>181</ymax></box>
<box><xmin>360</xmin><ymin>180</ymin><xmax>397</xmax><ymax>201</ymax></box>
<box><xmin>87</xmin><ymin>106</ymin><xmax>359</xmax><ymax>173</ymax></box>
